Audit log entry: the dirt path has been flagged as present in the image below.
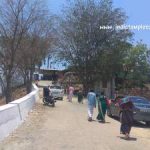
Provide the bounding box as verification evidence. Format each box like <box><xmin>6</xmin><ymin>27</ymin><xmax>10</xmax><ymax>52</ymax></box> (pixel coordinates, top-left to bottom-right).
<box><xmin>0</xmin><ymin>89</ymin><xmax>150</xmax><ymax>150</ymax></box>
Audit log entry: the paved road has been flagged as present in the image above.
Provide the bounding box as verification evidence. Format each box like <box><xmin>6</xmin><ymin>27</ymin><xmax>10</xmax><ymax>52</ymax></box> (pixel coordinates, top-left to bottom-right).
<box><xmin>0</xmin><ymin>88</ymin><xmax>150</xmax><ymax>150</ymax></box>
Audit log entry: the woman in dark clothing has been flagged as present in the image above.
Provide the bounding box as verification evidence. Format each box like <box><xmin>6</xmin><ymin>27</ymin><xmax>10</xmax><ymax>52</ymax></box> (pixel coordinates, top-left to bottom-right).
<box><xmin>120</xmin><ymin>99</ymin><xmax>134</xmax><ymax>140</ymax></box>
<box><xmin>78</xmin><ymin>89</ymin><xmax>83</xmax><ymax>104</ymax></box>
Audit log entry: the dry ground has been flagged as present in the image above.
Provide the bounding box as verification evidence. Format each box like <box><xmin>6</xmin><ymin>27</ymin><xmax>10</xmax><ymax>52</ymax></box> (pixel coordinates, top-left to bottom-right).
<box><xmin>0</xmin><ymin>86</ymin><xmax>150</xmax><ymax>150</ymax></box>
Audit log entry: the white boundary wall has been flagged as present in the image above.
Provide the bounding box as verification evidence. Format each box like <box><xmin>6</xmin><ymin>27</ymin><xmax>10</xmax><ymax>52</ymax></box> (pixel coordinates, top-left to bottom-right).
<box><xmin>0</xmin><ymin>84</ymin><xmax>39</xmax><ymax>141</ymax></box>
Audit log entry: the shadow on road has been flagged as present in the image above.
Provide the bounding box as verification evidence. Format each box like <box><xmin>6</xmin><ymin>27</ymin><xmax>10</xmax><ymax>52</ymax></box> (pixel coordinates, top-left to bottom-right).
<box><xmin>98</xmin><ymin>121</ymin><xmax>111</xmax><ymax>124</ymax></box>
<box><xmin>43</xmin><ymin>104</ymin><xmax>55</xmax><ymax>107</ymax></box>
<box><xmin>90</xmin><ymin>119</ymin><xmax>111</xmax><ymax>124</ymax></box>
<box><xmin>117</xmin><ymin>136</ymin><xmax>137</xmax><ymax>141</ymax></box>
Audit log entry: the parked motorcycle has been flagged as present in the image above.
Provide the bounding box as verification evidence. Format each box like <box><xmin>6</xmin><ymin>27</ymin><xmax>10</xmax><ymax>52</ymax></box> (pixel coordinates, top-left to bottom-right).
<box><xmin>43</xmin><ymin>87</ymin><xmax>56</xmax><ymax>107</ymax></box>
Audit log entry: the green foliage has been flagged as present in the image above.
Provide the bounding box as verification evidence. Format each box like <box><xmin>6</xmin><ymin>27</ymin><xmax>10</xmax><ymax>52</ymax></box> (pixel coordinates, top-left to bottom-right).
<box><xmin>59</xmin><ymin>0</ymin><xmax>132</xmax><ymax>91</ymax></box>
<box><xmin>119</xmin><ymin>42</ymin><xmax>150</xmax><ymax>88</ymax></box>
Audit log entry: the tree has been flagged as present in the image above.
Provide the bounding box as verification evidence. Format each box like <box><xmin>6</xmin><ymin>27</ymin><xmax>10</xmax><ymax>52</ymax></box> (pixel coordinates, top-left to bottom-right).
<box><xmin>58</xmin><ymin>0</ymin><xmax>132</xmax><ymax>93</ymax></box>
<box><xmin>0</xmin><ymin>0</ymin><xmax>53</xmax><ymax>103</ymax></box>
<box><xmin>18</xmin><ymin>23</ymin><xmax>55</xmax><ymax>93</ymax></box>
<box><xmin>13</xmin><ymin>1</ymin><xmax>55</xmax><ymax>94</ymax></box>
<box><xmin>120</xmin><ymin>42</ymin><xmax>150</xmax><ymax>88</ymax></box>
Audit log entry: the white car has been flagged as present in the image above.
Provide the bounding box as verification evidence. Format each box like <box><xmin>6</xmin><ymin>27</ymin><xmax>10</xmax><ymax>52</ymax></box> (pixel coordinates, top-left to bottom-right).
<box><xmin>50</xmin><ymin>85</ymin><xmax>64</xmax><ymax>100</ymax></box>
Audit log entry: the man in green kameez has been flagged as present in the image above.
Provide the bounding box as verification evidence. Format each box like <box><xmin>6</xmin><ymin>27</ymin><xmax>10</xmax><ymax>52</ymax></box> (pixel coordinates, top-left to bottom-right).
<box><xmin>97</xmin><ymin>92</ymin><xmax>107</xmax><ymax>123</ymax></box>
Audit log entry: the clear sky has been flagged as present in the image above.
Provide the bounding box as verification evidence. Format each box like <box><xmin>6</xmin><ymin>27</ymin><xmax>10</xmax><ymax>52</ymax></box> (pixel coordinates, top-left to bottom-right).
<box><xmin>47</xmin><ymin>0</ymin><xmax>150</xmax><ymax>47</ymax></box>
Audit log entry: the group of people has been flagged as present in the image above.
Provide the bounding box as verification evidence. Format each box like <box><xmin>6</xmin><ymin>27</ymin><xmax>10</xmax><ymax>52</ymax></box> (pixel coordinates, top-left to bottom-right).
<box><xmin>67</xmin><ymin>87</ymin><xmax>109</xmax><ymax>123</ymax></box>
<box><xmin>66</xmin><ymin>86</ymin><xmax>134</xmax><ymax>140</ymax></box>
<box><xmin>87</xmin><ymin>90</ymin><xmax>134</xmax><ymax>140</ymax></box>
<box><xmin>87</xmin><ymin>90</ymin><xmax>107</xmax><ymax>123</ymax></box>
<box><xmin>67</xmin><ymin>86</ymin><xmax>84</xmax><ymax>104</ymax></box>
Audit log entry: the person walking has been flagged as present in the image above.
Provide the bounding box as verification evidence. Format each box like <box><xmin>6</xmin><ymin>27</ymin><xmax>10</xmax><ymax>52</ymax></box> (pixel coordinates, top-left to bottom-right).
<box><xmin>87</xmin><ymin>90</ymin><xmax>97</xmax><ymax>121</ymax></box>
<box><xmin>78</xmin><ymin>89</ymin><xmax>84</xmax><ymax>104</ymax></box>
<box><xmin>96</xmin><ymin>92</ymin><xmax>107</xmax><ymax>123</ymax></box>
<box><xmin>119</xmin><ymin>98</ymin><xmax>134</xmax><ymax>140</ymax></box>
<box><xmin>68</xmin><ymin>85</ymin><xmax>74</xmax><ymax>102</ymax></box>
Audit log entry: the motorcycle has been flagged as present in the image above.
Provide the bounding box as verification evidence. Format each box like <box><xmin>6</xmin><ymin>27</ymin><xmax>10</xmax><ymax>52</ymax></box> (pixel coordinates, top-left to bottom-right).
<box><xmin>43</xmin><ymin>87</ymin><xmax>56</xmax><ymax>107</ymax></box>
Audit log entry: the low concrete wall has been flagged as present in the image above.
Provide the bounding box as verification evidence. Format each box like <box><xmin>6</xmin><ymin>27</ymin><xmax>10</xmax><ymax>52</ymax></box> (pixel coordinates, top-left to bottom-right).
<box><xmin>0</xmin><ymin>104</ymin><xmax>21</xmax><ymax>141</ymax></box>
<box><xmin>0</xmin><ymin>84</ymin><xmax>39</xmax><ymax>141</ymax></box>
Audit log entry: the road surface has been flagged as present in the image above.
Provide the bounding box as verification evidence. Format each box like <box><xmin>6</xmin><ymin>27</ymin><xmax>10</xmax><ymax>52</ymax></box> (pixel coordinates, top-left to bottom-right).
<box><xmin>0</xmin><ymin>88</ymin><xmax>150</xmax><ymax>150</ymax></box>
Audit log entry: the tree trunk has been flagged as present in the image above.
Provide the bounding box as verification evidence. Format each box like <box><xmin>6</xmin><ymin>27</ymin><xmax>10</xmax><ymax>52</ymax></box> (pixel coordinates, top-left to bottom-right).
<box><xmin>23</xmin><ymin>73</ymin><xmax>27</xmax><ymax>85</ymax></box>
<box><xmin>5</xmin><ymin>75</ymin><xmax>12</xmax><ymax>104</ymax></box>
<box><xmin>26</xmin><ymin>69</ymin><xmax>34</xmax><ymax>94</ymax></box>
<box><xmin>0</xmin><ymin>77</ymin><xmax>5</xmax><ymax>97</ymax></box>
<box><xmin>110</xmin><ymin>77</ymin><xmax>115</xmax><ymax>99</ymax></box>
<box><xmin>26</xmin><ymin>81</ymin><xmax>32</xmax><ymax>94</ymax></box>
<box><xmin>83</xmin><ymin>80</ymin><xmax>94</xmax><ymax>96</ymax></box>
<box><xmin>83</xmin><ymin>82</ymin><xmax>89</xmax><ymax>96</ymax></box>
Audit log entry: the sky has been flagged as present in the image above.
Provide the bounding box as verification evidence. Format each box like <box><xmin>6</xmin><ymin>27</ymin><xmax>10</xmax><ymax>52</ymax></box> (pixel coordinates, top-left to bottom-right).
<box><xmin>113</xmin><ymin>0</ymin><xmax>150</xmax><ymax>46</ymax></box>
<box><xmin>47</xmin><ymin>0</ymin><xmax>150</xmax><ymax>47</ymax></box>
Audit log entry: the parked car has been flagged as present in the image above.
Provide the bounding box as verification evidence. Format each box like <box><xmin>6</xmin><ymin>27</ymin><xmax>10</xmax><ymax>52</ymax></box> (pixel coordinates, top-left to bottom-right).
<box><xmin>107</xmin><ymin>96</ymin><xmax>150</xmax><ymax>126</ymax></box>
<box><xmin>50</xmin><ymin>85</ymin><xmax>64</xmax><ymax>100</ymax></box>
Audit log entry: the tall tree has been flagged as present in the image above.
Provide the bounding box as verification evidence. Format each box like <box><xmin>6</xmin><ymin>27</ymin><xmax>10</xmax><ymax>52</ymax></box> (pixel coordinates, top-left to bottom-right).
<box><xmin>0</xmin><ymin>0</ymin><xmax>53</xmax><ymax>103</ymax></box>
<box><xmin>18</xmin><ymin>20</ymin><xmax>55</xmax><ymax>93</ymax></box>
<box><xmin>58</xmin><ymin>0</ymin><xmax>132</xmax><ymax>93</ymax></box>
<box><xmin>121</xmin><ymin>42</ymin><xmax>150</xmax><ymax>88</ymax></box>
